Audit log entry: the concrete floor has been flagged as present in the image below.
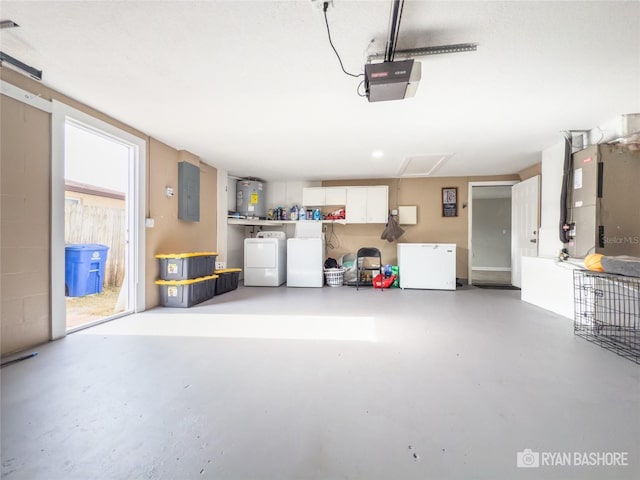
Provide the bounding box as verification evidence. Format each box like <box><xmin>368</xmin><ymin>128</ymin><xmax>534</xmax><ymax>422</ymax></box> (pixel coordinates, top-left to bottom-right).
<box><xmin>1</xmin><ymin>285</ymin><xmax>639</xmax><ymax>480</ymax></box>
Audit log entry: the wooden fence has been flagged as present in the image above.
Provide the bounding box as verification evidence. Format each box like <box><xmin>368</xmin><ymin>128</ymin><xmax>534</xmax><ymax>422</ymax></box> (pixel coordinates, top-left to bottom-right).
<box><xmin>65</xmin><ymin>203</ymin><xmax>126</xmax><ymax>287</ymax></box>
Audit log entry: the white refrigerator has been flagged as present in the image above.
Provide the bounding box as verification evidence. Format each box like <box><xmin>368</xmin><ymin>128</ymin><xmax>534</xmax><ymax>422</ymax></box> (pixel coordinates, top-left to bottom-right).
<box><xmin>397</xmin><ymin>243</ymin><xmax>457</xmax><ymax>290</ymax></box>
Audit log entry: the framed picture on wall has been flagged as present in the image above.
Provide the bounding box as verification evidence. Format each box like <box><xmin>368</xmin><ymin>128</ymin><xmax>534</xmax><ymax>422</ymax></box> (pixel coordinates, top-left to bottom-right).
<box><xmin>442</xmin><ymin>187</ymin><xmax>457</xmax><ymax>217</ymax></box>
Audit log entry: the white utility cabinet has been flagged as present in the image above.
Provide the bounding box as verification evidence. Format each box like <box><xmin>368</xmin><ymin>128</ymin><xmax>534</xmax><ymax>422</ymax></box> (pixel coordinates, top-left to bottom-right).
<box><xmin>324</xmin><ymin>187</ymin><xmax>346</xmax><ymax>205</ymax></box>
<box><xmin>302</xmin><ymin>186</ymin><xmax>347</xmax><ymax>206</ymax></box>
<box><xmin>345</xmin><ymin>187</ymin><xmax>367</xmax><ymax>222</ymax></box>
<box><xmin>346</xmin><ymin>186</ymin><xmax>388</xmax><ymax>223</ymax></box>
<box><xmin>397</xmin><ymin>243</ymin><xmax>457</xmax><ymax>290</ymax></box>
<box><xmin>302</xmin><ymin>187</ymin><xmax>325</xmax><ymax>206</ymax></box>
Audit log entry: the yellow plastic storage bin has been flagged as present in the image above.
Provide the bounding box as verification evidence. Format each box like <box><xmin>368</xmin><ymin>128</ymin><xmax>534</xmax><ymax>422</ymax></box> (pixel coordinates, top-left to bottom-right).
<box><xmin>214</xmin><ymin>268</ymin><xmax>242</xmax><ymax>295</ymax></box>
<box><xmin>155</xmin><ymin>274</ymin><xmax>218</xmax><ymax>307</ymax></box>
<box><xmin>156</xmin><ymin>252</ymin><xmax>218</xmax><ymax>280</ymax></box>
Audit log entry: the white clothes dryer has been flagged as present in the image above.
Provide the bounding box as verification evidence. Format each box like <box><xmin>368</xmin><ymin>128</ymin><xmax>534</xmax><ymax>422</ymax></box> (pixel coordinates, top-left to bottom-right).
<box><xmin>244</xmin><ymin>231</ymin><xmax>287</xmax><ymax>286</ymax></box>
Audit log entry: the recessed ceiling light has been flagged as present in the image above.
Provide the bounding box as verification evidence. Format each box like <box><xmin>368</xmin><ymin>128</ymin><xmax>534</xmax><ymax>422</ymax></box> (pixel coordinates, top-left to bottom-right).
<box><xmin>371</xmin><ymin>150</ymin><xmax>384</xmax><ymax>159</ymax></box>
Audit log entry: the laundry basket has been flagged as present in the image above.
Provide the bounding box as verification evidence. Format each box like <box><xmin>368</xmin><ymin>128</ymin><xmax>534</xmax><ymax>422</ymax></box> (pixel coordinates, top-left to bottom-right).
<box><xmin>324</xmin><ymin>268</ymin><xmax>345</xmax><ymax>287</ymax></box>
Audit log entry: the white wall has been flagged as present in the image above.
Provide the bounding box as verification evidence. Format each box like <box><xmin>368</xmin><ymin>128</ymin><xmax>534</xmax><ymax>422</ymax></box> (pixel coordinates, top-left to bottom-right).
<box><xmin>539</xmin><ymin>140</ymin><xmax>565</xmax><ymax>258</ymax></box>
<box><xmin>267</xmin><ymin>180</ymin><xmax>320</xmax><ymax>211</ymax></box>
<box><xmin>216</xmin><ymin>169</ymin><xmax>230</xmax><ymax>268</ymax></box>
<box><xmin>220</xmin><ymin>178</ymin><xmax>320</xmax><ymax>273</ymax></box>
<box><xmin>227</xmin><ymin>178</ymin><xmax>319</xmax><ymax>218</ymax></box>
<box><xmin>227</xmin><ymin>174</ymin><xmax>237</xmax><ymax>214</ymax></box>
<box><xmin>227</xmin><ymin>225</ymin><xmax>245</xmax><ymax>273</ymax></box>
<box><xmin>521</xmin><ymin>257</ymin><xmax>574</xmax><ymax>319</ymax></box>
<box><xmin>521</xmin><ymin>139</ymin><xmax>574</xmax><ymax>318</ymax></box>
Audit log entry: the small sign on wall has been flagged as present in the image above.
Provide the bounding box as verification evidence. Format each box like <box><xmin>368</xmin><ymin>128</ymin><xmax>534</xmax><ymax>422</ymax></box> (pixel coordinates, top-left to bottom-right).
<box><xmin>442</xmin><ymin>187</ymin><xmax>457</xmax><ymax>217</ymax></box>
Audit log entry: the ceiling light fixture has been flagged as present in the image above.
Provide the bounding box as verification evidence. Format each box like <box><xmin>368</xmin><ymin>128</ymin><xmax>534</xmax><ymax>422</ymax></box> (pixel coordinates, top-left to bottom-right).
<box><xmin>372</xmin><ymin>150</ymin><xmax>384</xmax><ymax>159</ymax></box>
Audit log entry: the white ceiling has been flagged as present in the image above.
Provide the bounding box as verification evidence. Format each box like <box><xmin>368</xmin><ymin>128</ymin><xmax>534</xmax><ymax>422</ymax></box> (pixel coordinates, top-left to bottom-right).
<box><xmin>2</xmin><ymin>1</ymin><xmax>639</xmax><ymax>181</ymax></box>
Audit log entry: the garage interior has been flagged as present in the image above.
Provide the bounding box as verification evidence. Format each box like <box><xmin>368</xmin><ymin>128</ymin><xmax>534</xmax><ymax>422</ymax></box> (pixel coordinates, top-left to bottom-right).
<box><xmin>1</xmin><ymin>1</ymin><xmax>639</xmax><ymax>479</ymax></box>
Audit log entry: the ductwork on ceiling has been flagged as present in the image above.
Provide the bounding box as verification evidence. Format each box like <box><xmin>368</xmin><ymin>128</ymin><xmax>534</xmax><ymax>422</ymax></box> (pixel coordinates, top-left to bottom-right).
<box><xmin>570</xmin><ymin>113</ymin><xmax>640</xmax><ymax>150</ymax></box>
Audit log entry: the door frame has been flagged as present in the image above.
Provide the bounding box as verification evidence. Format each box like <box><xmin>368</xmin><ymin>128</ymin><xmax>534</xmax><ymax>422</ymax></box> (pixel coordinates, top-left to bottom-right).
<box><xmin>51</xmin><ymin>100</ymin><xmax>146</xmax><ymax>339</ymax></box>
<box><xmin>467</xmin><ymin>180</ymin><xmax>518</xmax><ymax>285</ymax></box>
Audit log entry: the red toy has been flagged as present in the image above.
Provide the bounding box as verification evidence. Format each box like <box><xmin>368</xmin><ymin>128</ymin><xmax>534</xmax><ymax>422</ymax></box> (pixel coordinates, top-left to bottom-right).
<box><xmin>373</xmin><ymin>274</ymin><xmax>396</xmax><ymax>289</ymax></box>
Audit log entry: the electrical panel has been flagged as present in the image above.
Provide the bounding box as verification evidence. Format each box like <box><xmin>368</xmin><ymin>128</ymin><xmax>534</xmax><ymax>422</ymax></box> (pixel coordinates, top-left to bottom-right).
<box><xmin>178</xmin><ymin>161</ymin><xmax>200</xmax><ymax>222</ymax></box>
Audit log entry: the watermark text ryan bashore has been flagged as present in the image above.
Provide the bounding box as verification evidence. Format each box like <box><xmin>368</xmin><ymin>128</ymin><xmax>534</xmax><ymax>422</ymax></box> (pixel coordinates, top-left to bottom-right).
<box><xmin>516</xmin><ymin>449</ymin><xmax>629</xmax><ymax>468</ymax></box>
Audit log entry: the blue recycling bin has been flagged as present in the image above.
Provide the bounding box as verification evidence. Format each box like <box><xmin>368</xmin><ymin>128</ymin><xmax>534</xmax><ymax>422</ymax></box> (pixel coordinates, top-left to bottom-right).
<box><xmin>65</xmin><ymin>244</ymin><xmax>110</xmax><ymax>297</ymax></box>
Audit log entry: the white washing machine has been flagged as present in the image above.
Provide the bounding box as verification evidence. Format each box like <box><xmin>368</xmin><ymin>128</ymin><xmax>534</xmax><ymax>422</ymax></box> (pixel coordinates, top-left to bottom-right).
<box><xmin>244</xmin><ymin>231</ymin><xmax>287</xmax><ymax>286</ymax></box>
<box><xmin>287</xmin><ymin>222</ymin><xmax>325</xmax><ymax>288</ymax></box>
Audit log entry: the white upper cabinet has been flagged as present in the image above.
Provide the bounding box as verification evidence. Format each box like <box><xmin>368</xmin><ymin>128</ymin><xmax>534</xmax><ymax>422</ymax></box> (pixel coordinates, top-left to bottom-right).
<box><xmin>302</xmin><ymin>185</ymin><xmax>387</xmax><ymax>223</ymax></box>
<box><xmin>346</xmin><ymin>187</ymin><xmax>368</xmax><ymax>223</ymax></box>
<box><xmin>365</xmin><ymin>185</ymin><xmax>389</xmax><ymax>223</ymax></box>
<box><xmin>345</xmin><ymin>186</ymin><xmax>388</xmax><ymax>223</ymax></box>
<box><xmin>302</xmin><ymin>187</ymin><xmax>325</xmax><ymax>206</ymax></box>
<box><xmin>324</xmin><ymin>187</ymin><xmax>346</xmax><ymax>205</ymax></box>
<box><xmin>302</xmin><ymin>186</ymin><xmax>346</xmax><ymax>206</ymax></box>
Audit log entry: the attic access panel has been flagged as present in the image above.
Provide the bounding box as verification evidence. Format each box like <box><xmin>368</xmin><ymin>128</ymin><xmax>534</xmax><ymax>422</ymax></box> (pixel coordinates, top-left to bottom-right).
<box><xmin>398</xmin><ymin>154</ymin><xmax>453</xmax><ymax>177</ymax></box>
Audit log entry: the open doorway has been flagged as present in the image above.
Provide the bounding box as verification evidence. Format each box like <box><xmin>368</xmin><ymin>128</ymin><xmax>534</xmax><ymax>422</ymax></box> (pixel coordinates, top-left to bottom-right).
<box><xmin>51</xmin><ymin>101</ymin><xmax>146</xmax><ymax>338</ymax></box>
<box><xmin>64</xmin><ymin>121</ymin><xmax>132</xmax><ymax>329</ymax></box>
<box><xmin>468</xmin><ymin>181</ymin><xmax>518</xmax><ymax>286</ymax></box>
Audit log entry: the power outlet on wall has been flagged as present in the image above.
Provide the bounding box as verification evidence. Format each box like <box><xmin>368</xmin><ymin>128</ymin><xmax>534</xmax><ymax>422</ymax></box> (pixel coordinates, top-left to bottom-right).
<box><xmin>215</xmin><ymin>261</ymin><xmax>225</xmax><ymax>270</ymax></box>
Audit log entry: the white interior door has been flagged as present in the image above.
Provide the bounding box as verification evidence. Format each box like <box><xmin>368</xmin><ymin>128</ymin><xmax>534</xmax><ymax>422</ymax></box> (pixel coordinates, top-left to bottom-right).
<box><xmin>511</xmin><ymin>175</ymin><xmax>540</xmax><ymax>287</ymax></box>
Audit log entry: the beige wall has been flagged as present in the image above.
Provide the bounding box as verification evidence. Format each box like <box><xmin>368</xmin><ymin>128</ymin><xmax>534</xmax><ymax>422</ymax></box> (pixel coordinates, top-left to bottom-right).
<box><xmin>1</xmin><ymin>69</ymin><xmax>145</xmax><ymax>138</ymax></box>
<box><xmin>323</xmin><ymin>176</ymin><xmax>519</xmax><ymax>279</ymax></box>
<box><xmin>0</xmin><ymin>69</ymin><xmax>218</xmax><ymax>355</ymax></box>
<box><xmin>145</xmin><ymin>142</ymin><xmax>218</xmax><ymax>309</ymax></box>
<box><xmin>518</xmin><ymin>162</ymin><xmax>542</xmax><ymax>180</ymax></box>
<box><xmin>1</xmin><ymin>95</ymin><xmax>52</xmax><ymax>354</ymax></box>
